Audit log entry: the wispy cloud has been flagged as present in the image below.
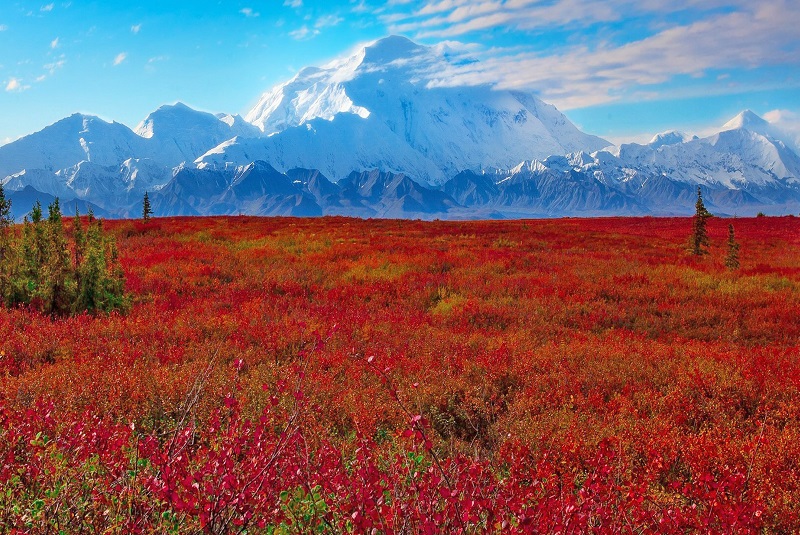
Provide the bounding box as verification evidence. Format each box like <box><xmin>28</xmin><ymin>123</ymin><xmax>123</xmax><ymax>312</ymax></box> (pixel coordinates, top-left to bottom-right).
<box><xmin>50</xmin><ymin>37</ymin><xmax>59</xmax><ymax>49</ymax></box>
<box><xmin>765</xmin><ymin>109</ymin><xmax>800</xmax><ymax>151</ymax></box>
<box><xmin>350</xmin><ymin>0</ymin><xmax>369</xmax><ymax>13</ymax></box>
<box><xmin>385</xmin><ymin>0</ymin><xmax>751</xmax><ymax>38</ymax></box>
<box><xmin>144</xmin><ymin>55</ymin><xmax>168</xmax><ymax>73</ymax></box>
<box><xmin>289</xmin><ymin>25</ymin><xmax>320</xmax><ymax>40</ymax></box>
<box><xmin>240</xmin><ymin>7</ymin><xmax>260</xmax><ymax>18</ymax></box>
<box><xmin>284</xmin><ymin>0</ymin><xmax>303</xmax><ymax>7</ymax></box>
<box><xmin>0</xmin><ymin>25</ymin><xmax>7</xmax><ymax>31</ymax></box>
<box><xmin>113</xmin><ymin>52</ymin><xmax>127</xmax><ymax>66</ymax></box>
<box><xmin>131</xmin><ymin>24</ymin><xmax>141</xmax><ymax>34</ymax></box>
<box><xmin>5</xmin><ymin>78</ymin><xmax>30</xmax><ymax>92</ymax></box>
<box><xmin>43</xmin><ymin>56</ymin><xmax>66</xmax><ymax>75</ymax></box>
<box><xmin>315</xmin><ymin>14</ymin><xmax>343</xmax><ymax>28</ymax></box>
<box><xmin>40</xmin><ymin>3</ymin><xmax>54</xmax><ymax>12</ymax></box>
<box><xmin>379</xmin><ymin>0</ymin><xmax>800</xmax><ymax>110</ymax></box>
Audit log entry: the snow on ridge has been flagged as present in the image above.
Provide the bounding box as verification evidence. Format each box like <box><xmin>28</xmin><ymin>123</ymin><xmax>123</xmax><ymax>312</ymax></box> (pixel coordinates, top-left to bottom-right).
<box><xmin>722</xmin><ymin>109</ymin><xmax>770</xmax><ymax>132</ymax></box>
<box><xmin>238</xmin><ymin>35</ymin><xmax>610</xmax><ymax>185</ymax></box>
<box><xmin>648</xmin><ymin>131</ymin><xmax>697</xmax><ymax>149</ymax></box>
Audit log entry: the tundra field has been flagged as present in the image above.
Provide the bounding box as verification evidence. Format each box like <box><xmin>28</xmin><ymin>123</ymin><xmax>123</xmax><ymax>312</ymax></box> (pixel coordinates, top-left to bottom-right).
<box><xmin>1</xmin><ymin>215</ymin><xmax>799</xmax><ymax>533</ymax></box>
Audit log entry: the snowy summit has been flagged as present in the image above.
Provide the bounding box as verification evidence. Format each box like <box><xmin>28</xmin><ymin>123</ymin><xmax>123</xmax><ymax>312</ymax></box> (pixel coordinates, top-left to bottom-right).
<box><xmin>202</xmin><ymin>35</ymin><xmax>609</xmax><ymax>184</ymax></box>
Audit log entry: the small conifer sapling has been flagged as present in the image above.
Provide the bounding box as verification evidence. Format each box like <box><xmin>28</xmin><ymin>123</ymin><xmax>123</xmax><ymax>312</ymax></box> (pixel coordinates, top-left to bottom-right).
<box><xmin>725</xmin><ymin>224</ymin><xmax>740</xmax><ymax>270</ymax></box>
<box><xmin>689</xmin><ymin>187</ymin><xmax>712</xmax><ymax>256</ymax></box>
<box><xmin>142</xmin><ymin>192</ymin><xmax>153</xmax><ymax>222</ymax></box>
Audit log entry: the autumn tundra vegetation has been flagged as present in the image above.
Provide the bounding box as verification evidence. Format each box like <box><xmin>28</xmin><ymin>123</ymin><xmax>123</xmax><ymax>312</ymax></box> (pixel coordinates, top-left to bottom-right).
<box><xmin>0</xmin><ymin>184</ymin><xmax>798</xmax><ymax>532</ymax></box>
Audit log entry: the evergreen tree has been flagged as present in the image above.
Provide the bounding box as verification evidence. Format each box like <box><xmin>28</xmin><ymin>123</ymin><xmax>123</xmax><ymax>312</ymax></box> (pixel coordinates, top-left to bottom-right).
<box><xmin>689</xmin><ymin>187</ymin><xmax>712</xmax><ymax>256</ymax></box>
<box><xmin>0</xmin><ymin>184</ymin><xmax>12</xmax><ymax>300</ymax></box>
<box><xmin>9</xmin><ymin>216</ymin><xmax>34</xmax><ymax>306</ymax></box>
<box><xmin>17</xmin><ymin>203</ymin><xmax>47</xmax><ymax>305</ymax></box>
<box><xmin>0</xmin><ymin>197</ymin><xmax>127</xmax><ymax>316</ymax></box>
<box><xmin>0</xmin><ymin>183</ymin><xmax>12</xmax><ymax>245</ymax></box>
<box><xmin>73</xmin><ymin>206</ymin><xmax>85</xmax><ymax>271</ymax></box>
<box><xmin>103</xmin><ymin>235</ymin><xmax>127</xmax><ymax>312</ymax></box>
<box><xmin>142</xmin><ymin>191</ymin><xmax>153</xmax><ymax>222</ymax></box>
<box><xmin>725</xmin><ymin>224</ymin><xmax>740</xmax><ymax>270</ymax></box>
<box><xmin>42</xmin><ymin>198</ymin><xmax>75</xmax><ymax>315</ymax></box>
<box><xmin>75</xmin><ymin>217</ymin><xmax>106</xmax><ymax>313</ymax></box>
<box><xmin>30</xmin><ymin>201</ymin><xmax>46</xmax><ymax>263</ymax></box>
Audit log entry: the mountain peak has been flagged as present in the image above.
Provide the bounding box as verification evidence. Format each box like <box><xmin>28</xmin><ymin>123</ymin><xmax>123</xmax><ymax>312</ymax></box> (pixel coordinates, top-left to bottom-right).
<box><xmin>648</xmin><ymin>130</ymin><xmax>695</xmax><ymax>148</ymax></box>
<box><xmin>135</xmin><ymin>103</ymin><xmax>221</xmax><ymax>139</ymax></box>
<box><xmin>722</xmin><ymin>109</ymin><xmax>769</xmax><ymax>132</ymax></box>
<box><xmin>238</xmin><ymin>35</ymin><xmax>609</xmax><ymax>184</ymax></box>
<box><xmin>362</xmin><ymin>35</ymin><xmax>425</xmax><ymax>64</ymax></box>
<box><xmin>153</xmin><ymin>102</ymin><xmax>195</xmax><ymax>114</ymax></box>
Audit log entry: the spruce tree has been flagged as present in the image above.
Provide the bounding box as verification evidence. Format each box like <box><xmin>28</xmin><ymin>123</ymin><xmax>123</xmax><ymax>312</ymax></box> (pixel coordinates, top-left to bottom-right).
<box><xmin>74</xmin><ymin>216</ymin><xmax>128</xmax><ymax>314</ymax></box>
<box><xmin>725</xmin><ymin>224</ymin><xmax>740</xmax><ymax>270</ymax></box>
<box><xmin>43</xmin><ymin>199</ymin><xmax>74</xmax><ymax>315</ymax></box>
<box><xmin>0</xmin><ymin>184</ymin><xmax>12</xmax><ymax>301</ymax></box>
<box><xmin>0</xmin><ymin>197</ymin><xmax>127</xmax><ymax>316</ymax></box>
<box><xmin>16</xmin><ymin>202</ymin><xmax>48</xmax><ymax>305</ymax></box>
<box><xmin>689</xmin><ymin>187</ymin><xmax>712</xmax><ymax>256</ymax></box>
<box><xmin>142</xmin><ymin>191</ymin><xmax>153</xmax><ymax>222</ymax></box>
<box><xmin>0</xmin><ymin>183</ymin><xmax>12</xmax><ymax>246</ymax></box>
<box><xmin>9</xmin><ymin>216</ymin><xmax>34</xmax><ymax>306</ymax></box>
<box><xmin>103</xmin><ymin>236</ymin><xmax>127</xmax><ymax>312</ymax></box>
<box><xmin>73</xmin><ymin>206</ymin><xmax>85</xmax><ymax>272</ymax></box>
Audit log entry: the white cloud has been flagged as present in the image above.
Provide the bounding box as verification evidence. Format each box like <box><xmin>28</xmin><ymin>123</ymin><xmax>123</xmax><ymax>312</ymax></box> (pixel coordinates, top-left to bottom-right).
<box><xmin>40</xmin><ymin>3</ymin><xmax>54</xmax><ymax>12</ymax></box>
<box><xmin>351</xmin><ymin>0</ymin><xmax>369</xmax><ymax>13</ymax></box>
<box><xmin>284</xmin><ymin>0</ymin><xmax>303</xmax><ymax>7</ymax></box>
<box><xmin>113</xmin><ymin>52</ymin><xmax>127</xmax><ymax>66</ymax></box>
<box><xmin>765</xmin><ymin>109</ymin><xmax>800</xmax><ymax>150</ymax></box>
<box><xmin>144</xmin><ymin>55</ymin><xmax>168</xmax><ymax>73</ymax></box>
<box><xmin>289</xmin><ymin>25</ymin><xmax>320</xmax><ymax>40</ymax></box>
<box><xmin>131</xmin><ymin>24</ymin><xmax>141</xmax><ymax>34</ymax></box>
<box><xmin>381</xmin><ymin>0</ymin><xmax>800</xmax><ymax>110</ymax></box>
<box><xmin>765</xmin><ymin>109</ymin><xmax>797</xmax><ymax>125</ymax></box>
<box><xmin>240</xmin><ymin>8</ymin><xmax>260</xmax><ymax>17</ymax></box>
<box><xmin>5</xmin><ymin>78</ymin><xmax>30</xmax><ymax>92</ymax></box>
<box><xmin>43</xmin><ymin>56</ymin><xmax>65</xmax><ymax>74</ymax></box>
<box><xmin>50</xmin><ymin>37</ymin><xmax>59</xmax><ymax>49</ymax></box>
<box><xmin>386</xmin><ymin>0</ymin><xmax>753</xmax><ymax>37</ymax></box>
<box><xmin>315</xmin><ymin>14</ymin><xmax>343</xmax><ymax>28</ymax></box>
<box><xmin>0</xmin><ymin>25</ymin><xmax>7</xmax><ymax>31</ymax></box>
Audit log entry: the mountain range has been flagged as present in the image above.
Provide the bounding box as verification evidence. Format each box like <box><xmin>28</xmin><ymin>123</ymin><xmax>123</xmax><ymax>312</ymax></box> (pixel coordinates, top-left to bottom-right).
<box><xmin>1</xmin><ymin>35</ymin><xmax>799</xmax><ymax>220</ymax></box>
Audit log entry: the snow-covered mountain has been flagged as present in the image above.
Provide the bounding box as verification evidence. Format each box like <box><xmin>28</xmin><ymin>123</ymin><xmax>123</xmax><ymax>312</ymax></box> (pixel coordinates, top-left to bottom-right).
<box><xmin>135</xmin><ymin>103</ymin><xmax>260</xmax><ymax>166</ymax></box>
<box><xmin>604</xmin><ymin>112</ymin><xmax>800</xmax><ymax>192</ymax></box>
<box><xmin>146</xmin><ymin>107</ymin><xmax>800</xmax><ymax>219</ymax></box>
<box><xmin>1</xmin><ymin>35</ymin><xmax>799</xmax><ymax>219</ymax></box>
<box><xmin>200</xmin><ymin>35</ymin><xmax>609</xmax><ymax>184</ymax></box>
<box><xmin>0</xmin><ymin>114</ymin><xmax>149</xmax><ymax>180</ymax></box>
<box><xmin>648</xmin><ymin>131</ymin><xmax>698</xmax><ymax>149</ymax></box>
<box><xmin>468</xmin><ymin>110</ymin><xmax>800</xmax><ymax>216</ymax></box>
<box><xmin>0</xmin><ymin>103</ymin><xmax>257</xmax><ymax>213</ymax></box>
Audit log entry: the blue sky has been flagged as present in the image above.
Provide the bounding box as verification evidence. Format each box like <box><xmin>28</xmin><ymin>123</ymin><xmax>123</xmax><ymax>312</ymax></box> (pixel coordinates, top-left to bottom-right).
<box><xmin>1</xmin><ymin>0</ymin><xmax>799</xmax><ymax>145</ymax></box>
